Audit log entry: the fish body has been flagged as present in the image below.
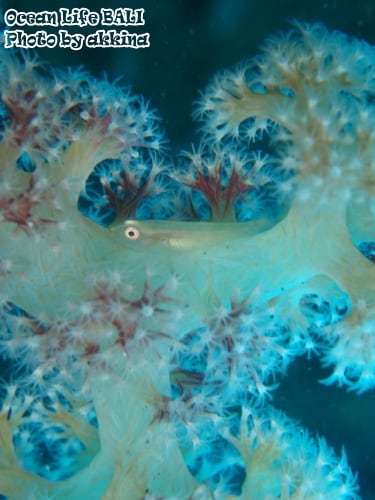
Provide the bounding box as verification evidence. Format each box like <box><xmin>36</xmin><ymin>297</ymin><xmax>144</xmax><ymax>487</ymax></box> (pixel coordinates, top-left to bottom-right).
<box><xmin>115</xmin><ymin>218</ymin><xmax>274</xmax><ymax>249</ymax></box>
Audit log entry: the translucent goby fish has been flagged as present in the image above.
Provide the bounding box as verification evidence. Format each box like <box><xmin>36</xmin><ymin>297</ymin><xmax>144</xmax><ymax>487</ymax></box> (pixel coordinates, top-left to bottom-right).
<box><xmin>112</xmin><ymin>216</ymin><xmax>282</xmax><ymax>249</ymax></box>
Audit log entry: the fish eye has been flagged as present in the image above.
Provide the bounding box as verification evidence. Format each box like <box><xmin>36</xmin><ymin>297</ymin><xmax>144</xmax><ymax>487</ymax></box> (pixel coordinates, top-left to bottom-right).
<box><xmin>124</xmin><ymin>226</ymin><xmax>140</xmax><ymax>240</ymax></box>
